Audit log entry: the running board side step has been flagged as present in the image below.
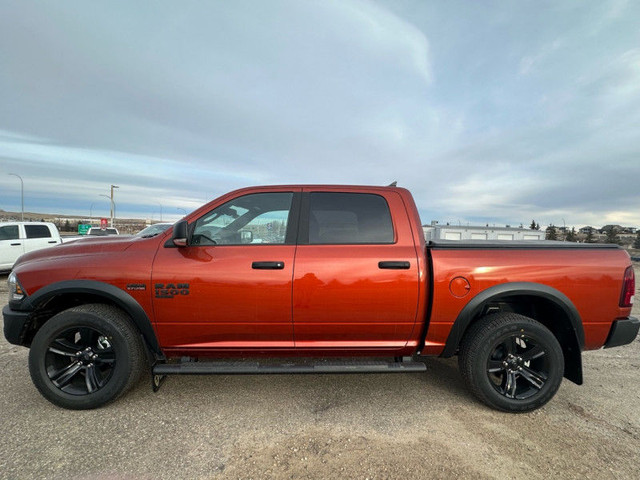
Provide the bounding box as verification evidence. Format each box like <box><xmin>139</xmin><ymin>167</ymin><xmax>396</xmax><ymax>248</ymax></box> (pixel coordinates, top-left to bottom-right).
<box><xmin>153</xmin><ymin>359</ymin><xmax>427</xmax><ymax>376</ymax></box>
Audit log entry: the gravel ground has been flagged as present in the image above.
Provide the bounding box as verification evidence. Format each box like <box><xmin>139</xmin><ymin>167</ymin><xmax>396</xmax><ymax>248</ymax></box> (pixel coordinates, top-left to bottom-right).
<box><xmin>1</xmin><ymin>265</ymin><xmax>639</xmax><ymax>480</ymax></box>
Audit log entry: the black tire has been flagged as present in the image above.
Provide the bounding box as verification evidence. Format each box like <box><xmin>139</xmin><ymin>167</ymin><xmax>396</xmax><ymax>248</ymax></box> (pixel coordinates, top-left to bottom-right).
<box><xmin>28</xmin><ymin>304</ymin><xmax>145</xmax><ymax>410</ymax></box>
<box><xmin>458</xmin><ymin>312</ymin><xmax>564</xmax><ymax>412</ymax></box>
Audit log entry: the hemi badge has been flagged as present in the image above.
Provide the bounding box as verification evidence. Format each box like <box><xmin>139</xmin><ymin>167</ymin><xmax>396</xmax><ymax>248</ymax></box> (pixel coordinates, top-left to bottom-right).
<box><xmin>126</xmin><ymin>284</ymin><xmax>146</xmax><ymax>291</ymax></box>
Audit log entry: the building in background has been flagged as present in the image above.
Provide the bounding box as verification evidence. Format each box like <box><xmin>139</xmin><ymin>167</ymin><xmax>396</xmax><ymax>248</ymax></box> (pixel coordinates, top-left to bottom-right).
<box><xmin>423</xmin><ymin>223</ymin><xmax>545</xmax><ymax>242</ymax></box>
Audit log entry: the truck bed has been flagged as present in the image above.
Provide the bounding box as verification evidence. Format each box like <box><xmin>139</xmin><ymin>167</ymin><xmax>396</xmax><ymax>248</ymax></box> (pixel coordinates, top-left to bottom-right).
<box><xmin>423</xmin><ymin>240</ymin><xmax>631</xmax><ymax>358</ymax></box>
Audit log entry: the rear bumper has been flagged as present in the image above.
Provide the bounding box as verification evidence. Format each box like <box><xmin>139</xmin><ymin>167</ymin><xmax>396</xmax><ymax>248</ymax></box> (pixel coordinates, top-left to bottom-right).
<box><xmin>2</xmin><ymin>304</ymin><xmax>31</xmax><ymax>346</ymax></box>
<box><xmin>604</xmin><ymin>316</ymin><xmax>639</xmax><ymax>349</ymax></box>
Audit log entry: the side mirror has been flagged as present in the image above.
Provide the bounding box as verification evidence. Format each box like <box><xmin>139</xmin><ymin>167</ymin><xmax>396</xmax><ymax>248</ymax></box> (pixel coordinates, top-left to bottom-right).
<box><xmin>172</xmin><ymin>220</ymin><xmax>189</xmax><ymax>247</ymax></box>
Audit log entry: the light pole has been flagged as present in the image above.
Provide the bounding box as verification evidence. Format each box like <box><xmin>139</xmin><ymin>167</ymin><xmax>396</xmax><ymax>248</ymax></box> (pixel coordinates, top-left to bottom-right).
<box><xmin>110</xmin><ymin>185</ymin><xmax>119</xmax><ymax>227</ymax></box>
<box><xmin>8</xmin><ymin>173</ymin><xmax>24</xmax><ymax>221</ymax></box>
<box><xmin>89</xmin><ymin>202</ymin><xmax>96</xmax><ymax>223</ymax></box>
<box><xmin>177</xmin><ymin>208</ymin><xmax>187</xmax><ymax>215</ymax></box>
<box><xmin>157</xmin><ymin>203</ymin><xmax>163</xmax><ymax>222</ymax></box>
<box><xmin>99</xmin><ymin>195</ymin><xmax>115</xmax><ymax>228</ymax></box>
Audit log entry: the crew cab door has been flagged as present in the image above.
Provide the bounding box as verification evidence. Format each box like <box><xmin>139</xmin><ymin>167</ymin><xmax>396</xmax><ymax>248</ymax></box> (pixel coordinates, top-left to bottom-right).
<box><xmin>0</xmin><ymin>224</ymin><xmax>23</xmax><ymax>271</ymax></box>
<box><xmin>152</xmin><ymin>189</ymin><xmax>301</xmax><ymax>352</ymax></box>
<box><xmin>23</xmin><ymin>224</ymin><xmax>59</xmax><ymax>254</ymax></box>
<box><xmin>292</xmin><ymin>188</ymin><xmax>420</xmax><ymax>349</ymax></box>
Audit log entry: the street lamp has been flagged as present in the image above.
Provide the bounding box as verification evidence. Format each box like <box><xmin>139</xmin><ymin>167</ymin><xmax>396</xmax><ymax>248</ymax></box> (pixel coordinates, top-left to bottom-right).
<box><xmin>89</xmin><ymin>202</ymin><xmax>97</xmax><ymax>223</ymax></box>
<box><xmin>110</xmin><ymin>185</ymin><xmax>119</xmax><ymax>227</ymax></box>
<box><xmin>157</xmin><ymin>203</ymin><xmax>163</xmax><ymax>222</ymax></box>
<box><xmin>8</xmin><ymin>173</ymin><xmax>24</xmax><ymax>221</ymax></box>
<box><xmin>99</xmin><ymin>194</ymin><xmax>115</xmax><ymax>228</ymax></box>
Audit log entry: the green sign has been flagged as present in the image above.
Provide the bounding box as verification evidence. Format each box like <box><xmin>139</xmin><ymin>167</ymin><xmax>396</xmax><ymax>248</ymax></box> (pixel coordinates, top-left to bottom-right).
<box><xmin>78</xmin><ymin>224</ymin><xmax>91</xmax><ymax>235</ymax></box>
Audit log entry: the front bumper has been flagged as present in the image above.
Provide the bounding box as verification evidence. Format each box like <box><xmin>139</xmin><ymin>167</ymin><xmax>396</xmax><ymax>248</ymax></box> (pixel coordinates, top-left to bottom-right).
<box><xmin>604</xmin><ymin>316</ymin><xmax>639</xmax><ymax>349</ymax></box>
<box><xmin>2</xmin><ymin>304</ymin><xmax>31</xmax><ymax>346</ymax></box>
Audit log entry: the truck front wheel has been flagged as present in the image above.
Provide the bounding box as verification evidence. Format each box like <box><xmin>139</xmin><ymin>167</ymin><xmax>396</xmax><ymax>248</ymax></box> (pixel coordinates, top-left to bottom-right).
<box><xmin>458</xmin><ymin>312</ymin><xmax>564</xmax><ymax>412</ymax></box>
<box><xmin>28</xmin><ymin>304</ymin><xmax>145</xmax><ymax>410</ymax></box>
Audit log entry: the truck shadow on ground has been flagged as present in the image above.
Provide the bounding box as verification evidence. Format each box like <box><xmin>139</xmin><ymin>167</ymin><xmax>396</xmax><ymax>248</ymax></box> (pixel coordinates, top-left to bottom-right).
<box><xmin>124</xmin><ymin>355</ymin><xmax>475</xmax><ymax>419</ymax></box>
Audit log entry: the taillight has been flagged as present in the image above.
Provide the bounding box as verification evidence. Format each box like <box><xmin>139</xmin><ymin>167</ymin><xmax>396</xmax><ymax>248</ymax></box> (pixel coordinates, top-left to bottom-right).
<box><xmin>619</xmin><ymin>266</ymin><xmax>635</xmax><ymax>307</ymax></box>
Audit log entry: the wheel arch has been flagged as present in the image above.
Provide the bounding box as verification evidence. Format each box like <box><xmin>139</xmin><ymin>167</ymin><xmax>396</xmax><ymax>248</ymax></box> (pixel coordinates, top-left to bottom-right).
<box><xmin>442</xmin><ymin>282</ymin><xmax>584</xmax><ymax>385</ymax></box>
<box><xmin>21</xmin><ymin>280</ymin><xmax>162</xmax><ymax>356</ymax></box>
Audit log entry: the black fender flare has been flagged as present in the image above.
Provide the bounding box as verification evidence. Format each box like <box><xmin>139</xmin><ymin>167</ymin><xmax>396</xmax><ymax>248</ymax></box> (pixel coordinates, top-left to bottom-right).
<box><xmin>441</xmin><ymin>282</ymin><xmax>585</xmax><ymax>358</ymax></box>
<box><xmin>23</xmin><ymin>280</ymin><xmax>162</xmax><ymax>355</ymax></box>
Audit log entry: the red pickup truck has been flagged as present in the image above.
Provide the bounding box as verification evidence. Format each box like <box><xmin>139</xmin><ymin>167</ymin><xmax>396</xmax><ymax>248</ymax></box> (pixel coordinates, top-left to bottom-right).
<box><xmin>3</xmin><ymin>185</ymin><xmax>638</xmax><ymax>412</ymax></box>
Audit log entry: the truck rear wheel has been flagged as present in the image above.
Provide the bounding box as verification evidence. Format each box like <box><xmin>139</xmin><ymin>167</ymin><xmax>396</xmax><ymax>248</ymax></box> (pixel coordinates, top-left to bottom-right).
<box><xmin>28</xmin><ymin>304</ymin><xmax>145</xmax><ymax>410</ymax></box>
<box><xmin>458</xmin><ymin>312</ymin><xmax>564</xmax><ymax>412</ymax></box>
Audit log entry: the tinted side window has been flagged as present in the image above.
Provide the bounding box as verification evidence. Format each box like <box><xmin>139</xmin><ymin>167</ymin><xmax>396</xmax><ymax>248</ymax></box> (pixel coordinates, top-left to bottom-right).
<box><xmin>25</xmin><ymin>225</ymin><xmax>52</xmax><ymax>239</ymax></box>
<box><xmin>0</xmin><ymin>225</ymin><xmax>19</xmax><ymax>240</ymax></box>
<box><xmin>193</xmin><ymin>192</ymin><xmax>294</xmax><ymax>246</ymax></box>
<box><xmin>308</xmin><ymin>193</ymin><xmax>394</xmax><ymax>244</ymax></box>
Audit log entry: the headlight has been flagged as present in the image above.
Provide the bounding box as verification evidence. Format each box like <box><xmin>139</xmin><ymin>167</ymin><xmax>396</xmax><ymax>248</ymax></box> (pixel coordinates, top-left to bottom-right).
<box><xmin>8</xmin><ymin>272</ymin><xmax>26</xmax><ymax>302</ymax></box>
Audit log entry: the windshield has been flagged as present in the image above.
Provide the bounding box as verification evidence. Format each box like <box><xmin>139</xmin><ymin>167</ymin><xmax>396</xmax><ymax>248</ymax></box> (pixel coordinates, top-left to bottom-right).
<box><xmin>136</xmin><ymin>223</ymin><xmax>172</xmax><ymax>238</ymax></box>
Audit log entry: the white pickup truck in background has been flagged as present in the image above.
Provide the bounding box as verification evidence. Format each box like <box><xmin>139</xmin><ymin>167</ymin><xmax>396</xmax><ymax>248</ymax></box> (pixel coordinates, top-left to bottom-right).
<box><xmin>0</xmin><ymin>222</ymin><xmax>62</xmax><ymax>272</ymax></box>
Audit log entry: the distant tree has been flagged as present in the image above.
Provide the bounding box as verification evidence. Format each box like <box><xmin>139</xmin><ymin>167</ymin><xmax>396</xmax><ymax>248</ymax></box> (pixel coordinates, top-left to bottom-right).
<box><xmin>546</xmin><ymin>225</ymin><xmax>558</xmax><ymax>241</ymax></box>
<box><xmin>605</xmin><ymin>227</ymin><xmax>621</xmax><ymax>245</ymax></box>
<box><xmin>633</xmin><ymin>231</ymin><xmax>640</xmax><ymax>249</ymax></box>
<box><xmin>585</xmin><ymin>230</ymin><xmax>596</xmax><ymax>243</ymax></box>
<box><xmin>64</xmin><ymin>219</ymin><xmax>71</xmax><ymax>232</ymax></box>
<box><xmin>530</xmin><ymin>220</ymin><xmax>537</xmax><ymax>230</ymax></box>
<box><xmin>535</xmin><ymin>222</ymin><xmax>540</xmax><ymax>230</ymax></box>
<box><xmin>565</xmin><ymin>227</ymin><xmax>577</xmax><ymax>242</ymax></box>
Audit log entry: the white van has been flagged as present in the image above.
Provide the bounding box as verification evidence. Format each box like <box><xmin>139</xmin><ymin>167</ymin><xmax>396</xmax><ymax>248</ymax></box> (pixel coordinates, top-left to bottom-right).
<box><xmin>0</xmin><ymin>222</ymin><xmax>62</xmax><ymax>272</ymax></box>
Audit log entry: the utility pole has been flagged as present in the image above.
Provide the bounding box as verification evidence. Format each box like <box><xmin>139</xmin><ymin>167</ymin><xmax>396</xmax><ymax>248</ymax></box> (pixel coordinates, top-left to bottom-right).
<box><xmin>110</xmin><ymin>185</ymin><xmax>119</xmax><ymax>227</ymax></box>
<box><xmin>9</xmin><ymin>173</ymin><xmax>24</xmax><ymax>221</ymax></box>
<box><xmin>99</xmin><ymin>194</ymin><xmax>115</xmax><ymax>228</ymax></box>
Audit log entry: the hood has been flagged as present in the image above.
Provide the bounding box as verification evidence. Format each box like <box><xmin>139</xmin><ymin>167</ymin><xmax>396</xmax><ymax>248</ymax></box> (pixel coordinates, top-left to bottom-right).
<box><xmin>15</xmin><ymin>235</ymin><xmax>137</xmax><ymax>267</ymax></box>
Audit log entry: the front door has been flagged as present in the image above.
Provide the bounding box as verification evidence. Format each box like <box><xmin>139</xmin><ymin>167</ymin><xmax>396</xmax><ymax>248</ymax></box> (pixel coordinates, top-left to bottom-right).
<box><xmin>0</xmin><ymin>224</ymin><xmax>23</xmax><ymax>270</ymax></box>
<box><xmin>152</xmin><ymin>190</ymin><xmax>300</xmax><ymax>352</ymax></box>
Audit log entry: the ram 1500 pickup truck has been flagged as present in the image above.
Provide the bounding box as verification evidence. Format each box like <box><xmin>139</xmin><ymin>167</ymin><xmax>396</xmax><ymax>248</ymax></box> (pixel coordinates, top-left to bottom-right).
<box><xmin>3</xmin><ymin>185</ymin><xmax>638</xmax><ymax>412</ymax></box>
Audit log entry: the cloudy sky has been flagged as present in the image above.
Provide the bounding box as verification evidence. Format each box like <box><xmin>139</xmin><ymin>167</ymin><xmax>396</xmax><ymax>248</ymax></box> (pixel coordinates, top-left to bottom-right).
<box><xmin>1</xmin><ymin>0</ymin><xmax>639</xmax><ymax>227</ymax></box>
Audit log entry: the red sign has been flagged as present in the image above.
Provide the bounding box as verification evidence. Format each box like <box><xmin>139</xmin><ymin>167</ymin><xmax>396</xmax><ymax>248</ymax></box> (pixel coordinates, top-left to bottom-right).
<box><xmin>100</xmin><ymin>218</ymin><xmax>108</xmax><ymax>230</ymax></box>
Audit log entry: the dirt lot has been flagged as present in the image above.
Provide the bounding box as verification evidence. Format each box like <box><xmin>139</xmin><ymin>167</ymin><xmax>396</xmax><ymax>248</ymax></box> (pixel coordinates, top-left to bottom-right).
<box><xmin>1</xmin><ymin>265</ymin><xmax>639</xmax><ymax>480</ymax></box>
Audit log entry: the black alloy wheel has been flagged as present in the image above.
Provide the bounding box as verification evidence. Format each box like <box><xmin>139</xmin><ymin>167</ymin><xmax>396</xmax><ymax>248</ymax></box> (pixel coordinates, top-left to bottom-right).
<box><xmin>45</xmin><ymin>326</ymin><xmax>116</xmax><ymax>395</ymax></box>
<box><xmin>486</xmin><ymin>333</ymin><xmax>550</xmax><ymax>400</ymax></box>
<box><xmin>459</xmin><ymin>312</ymin><xmax>564</xmax><ymax>412</ymax></box>
<box><xmin>29</xmin><ymin>304</ymin><xmax>145</xmax><ymax>410</ymax></box>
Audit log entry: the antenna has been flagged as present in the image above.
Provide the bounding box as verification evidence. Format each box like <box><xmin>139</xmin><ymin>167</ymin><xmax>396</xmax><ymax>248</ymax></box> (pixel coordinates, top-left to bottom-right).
<box><xmin>387</xmin><ymin>181</ymin><xmax>397</xmax><ymax>187</ymax></box>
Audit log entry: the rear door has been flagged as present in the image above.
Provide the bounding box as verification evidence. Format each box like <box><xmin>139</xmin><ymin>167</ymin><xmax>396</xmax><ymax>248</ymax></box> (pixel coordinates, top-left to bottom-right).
<box><xmin>23</xmin><ymin>224</ymin><xmax>58</xmax><ymax>254</ymax></box>
<box><xmin>292</xmin><ymin>188</ymin><xmax>420</xmax><ymax>349</ymax></box>
<box><xmin>0</xmin><ymin>224</ymin><xmax>23</xmax><ymax>270</ymax></box>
